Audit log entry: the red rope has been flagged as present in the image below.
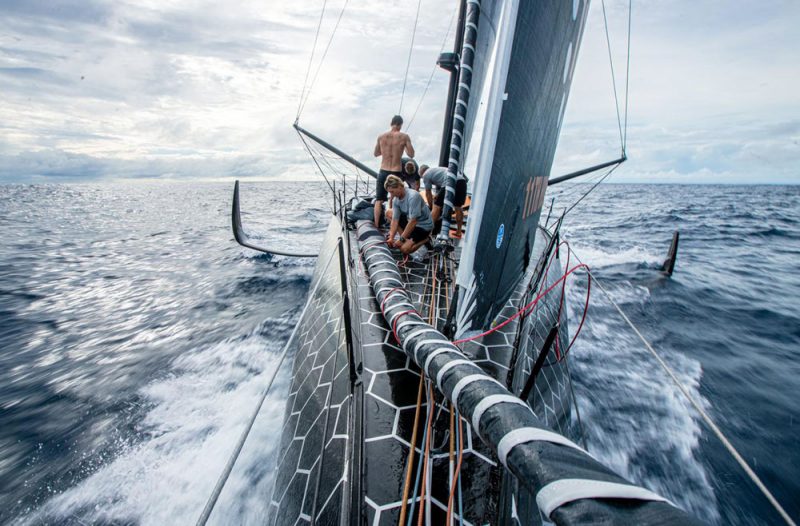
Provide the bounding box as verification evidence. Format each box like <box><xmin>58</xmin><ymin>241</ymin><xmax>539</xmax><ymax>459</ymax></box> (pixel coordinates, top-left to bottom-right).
<box><xmin>380</xmin><ymin>287</ymin><xmax>405</xmax><ymax>316</ymax></box>
<box><xmin>452</xmin><ymin>263</ymin><xmax>590</xmax><ymax>345</ymax></box>
<box><xmin>392</xmin><ymin>309</ymin><xmax>418</xmax><ymax>343</ymax></box>
<box><xmin>566</xmin><ymin>271</ymin><xmax>591</xmax><ymax>353</ymax></box>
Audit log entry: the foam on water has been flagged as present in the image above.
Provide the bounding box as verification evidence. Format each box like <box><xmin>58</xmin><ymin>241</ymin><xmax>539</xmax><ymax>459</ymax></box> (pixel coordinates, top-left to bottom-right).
<box><xmin>566</xmin><ymin>241</ymin><xmax>662</xmax><ymax>269</ymax></box>
<box><xmin>564</xmin><ymin>244</ymin><xmax>720</xmax><ymax>524</ymax></box>
<box><xmin>14</xmin><ymin>320</ymin><xmax>294</xmax><ymax>526</ymax></box>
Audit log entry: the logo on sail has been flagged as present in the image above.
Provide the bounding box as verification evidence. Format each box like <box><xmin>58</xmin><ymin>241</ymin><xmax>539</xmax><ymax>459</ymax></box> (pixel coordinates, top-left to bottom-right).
<box><xmin>496</xmin><ymin>224</ymin><xmax>505</xmax><ymax>249</ymax></box>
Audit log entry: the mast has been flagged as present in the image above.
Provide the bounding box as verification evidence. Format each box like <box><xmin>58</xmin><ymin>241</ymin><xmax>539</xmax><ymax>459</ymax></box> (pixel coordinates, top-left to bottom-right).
<box><xmin>437</xmin><ymin>0</ymin><xmax>467</xmax><ymax>167</ymax></box>
<box><xmin>436</xmin><ymin>0</ymin><xmax>482</xmax><ymax>244</ymax></box>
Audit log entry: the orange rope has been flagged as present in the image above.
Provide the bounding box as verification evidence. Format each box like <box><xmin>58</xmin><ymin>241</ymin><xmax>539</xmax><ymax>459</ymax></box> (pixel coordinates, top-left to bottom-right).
<box><xmin>417</xmin><ymin>381</ymin><xmax>434</xmax><ymax>526</ymax></box>
<box><xmin>446</xmin><ymin>408</ymin><xmax>465</xmax><ymax>522</ymax></box>
<box><xmin>446</xmin><ymin>403</ymin><xmax>455</xmax><ymax>525</ymax></box>
<box><xmin>398</xmin><ymin>374</ymin><xmax>425</xmax><ymax>526</ymax></box>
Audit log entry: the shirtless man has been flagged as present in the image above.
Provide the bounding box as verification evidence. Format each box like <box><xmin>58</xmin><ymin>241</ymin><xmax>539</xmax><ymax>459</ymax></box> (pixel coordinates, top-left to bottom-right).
<box><xmin>373</xmin><ymin>115</ymin><xmax>414</xmax><ymax>228</ymax></box>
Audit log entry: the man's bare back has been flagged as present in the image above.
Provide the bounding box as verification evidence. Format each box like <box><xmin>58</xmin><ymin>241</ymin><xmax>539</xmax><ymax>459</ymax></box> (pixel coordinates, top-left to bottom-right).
<box><xmin>375</xmin><ymin>130</ymin><xmax>414</xmax><ymax>171</ymax></box>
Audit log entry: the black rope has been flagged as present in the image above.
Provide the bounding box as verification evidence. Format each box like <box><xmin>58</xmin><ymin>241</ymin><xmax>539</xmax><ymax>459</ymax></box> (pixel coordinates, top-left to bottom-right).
<box><xmin>548</xmin><ymin>169</ymin><xmax>611</xmax><ymax>213</ymax></box>
<box><xmin>296</xmin><ymin>129</ymin><xmax>336</xmax><ymax>197</ymax></box>
<box><xmin>562</xmin><ymin>163</ymin><xmax>621</xmax><ymax>218</ymax></box>
<box><xmin>399</xmin><ymin>0</ymin><xmax>424</xmax><ymax>114</ymax></box>
<box><xmin>299</xmin><ymin>131</ymin><xmax>372</xmax><ymax>206</ymax></box>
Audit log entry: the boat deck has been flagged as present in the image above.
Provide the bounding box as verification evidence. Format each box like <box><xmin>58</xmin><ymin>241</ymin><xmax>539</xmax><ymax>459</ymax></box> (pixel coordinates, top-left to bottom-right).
<box><xmin>268</xmin><ymin>217</ymin><xmax>578</xmax><ymax>526</ymax></box>
<box><xmin>348</xmin><ymin>225</ymin><xmax>576</xmax><ymax>525</ymax></box>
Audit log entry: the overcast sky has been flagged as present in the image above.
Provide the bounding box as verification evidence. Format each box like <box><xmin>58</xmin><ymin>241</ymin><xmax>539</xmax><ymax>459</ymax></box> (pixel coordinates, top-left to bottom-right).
<box><xmin>0</xmin><ymin>0</ymin><xmax>798</xmax><ymax>184</ymax></box>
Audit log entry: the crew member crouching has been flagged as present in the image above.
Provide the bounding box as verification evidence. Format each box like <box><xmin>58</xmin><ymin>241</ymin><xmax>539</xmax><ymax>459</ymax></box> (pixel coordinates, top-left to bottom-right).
<box><xmin>420</xmin><ymin>164</ymin><xmax>467</xmax><ymax>238</ymax></box>
<box><xmin>384</xmin><ymin>175</ymin><xmax>432</xmax><ymax>256</ymax></box>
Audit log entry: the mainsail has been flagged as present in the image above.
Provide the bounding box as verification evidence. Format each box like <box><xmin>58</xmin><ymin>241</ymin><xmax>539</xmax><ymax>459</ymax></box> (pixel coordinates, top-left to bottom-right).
<box><xmin>456</xmin><ymin>0</ymin><xmax>590</xmax><ymax>333</ymax></box>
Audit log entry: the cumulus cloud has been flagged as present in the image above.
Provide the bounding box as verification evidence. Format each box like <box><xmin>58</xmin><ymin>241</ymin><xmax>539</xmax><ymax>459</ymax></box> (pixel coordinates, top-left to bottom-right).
<box><xmin>0</xmin><ymin>0</ymin><xmax>797</xmax><ymax>183</ymax></box>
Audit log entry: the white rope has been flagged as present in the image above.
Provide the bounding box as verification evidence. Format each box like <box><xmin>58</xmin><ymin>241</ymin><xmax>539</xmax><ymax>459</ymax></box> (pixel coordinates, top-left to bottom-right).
<box><xmin>407</xmin><ymin>4</ymin><xmax>459</xmax><ymax>131</ymax></box>
<box><xmin>296</xmin><ymin>0</ymin><xmax>351</xmax><ymax>119</ymax></box>
<box><xmin>399</xmin><ymin>0</ymin><xmax>424</xmax><ymax>114</ymax></box>
<box><xmin>296</xmin><ymin>0</ymin><xmax>329</xmax><ymax>120</ymax></box>
<box><xmin>567</xmin><ymin>244</ymin><xmax>797</xmax><ymax>526</ymax></box>
<box><xmin>600</xmin><ymin>0</ymin><xmax>624</xmax><ymax>153</ymax></box>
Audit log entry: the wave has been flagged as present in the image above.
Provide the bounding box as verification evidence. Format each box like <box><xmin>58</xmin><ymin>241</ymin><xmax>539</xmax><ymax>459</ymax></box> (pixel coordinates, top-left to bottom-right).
<box><xmin>566</xmin><ymin>278</ymin><xmax>720</xmax><ymax>524</ymax></box>
<box><xmin>13</xmin><ymin>321</ymin><xmax>295</xmax><ymax>526</ymax></box>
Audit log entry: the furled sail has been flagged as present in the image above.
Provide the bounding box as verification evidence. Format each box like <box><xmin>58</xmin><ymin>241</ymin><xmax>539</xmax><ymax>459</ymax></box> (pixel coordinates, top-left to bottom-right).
<box><xmin>456</xmin><ymin>0</ymin><xmax>590</xmax><ymax>333</ymax></box>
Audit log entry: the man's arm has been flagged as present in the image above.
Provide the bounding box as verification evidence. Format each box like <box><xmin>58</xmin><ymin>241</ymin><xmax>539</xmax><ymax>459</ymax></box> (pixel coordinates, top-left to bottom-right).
<box><xmin>425</xmin><ymin>189</ymin><xmax>433</xmax><ymax>209</ymax></box>
<box><xmin>404</xmin><ymin>134</ymin><xmax>415</xmax><ymax>158</ymax></box>
<box><xmin>388</xmin><ymin>217</ymin><xmax>399</xmax><ymax>241</ymax></box>
<box><xmin>401</xmin><ymin>218</ymin><xmax>417</xmax><ymax>240</ymax></box>
<box><xmin>374</xmin><ymin>135</ymin><xmax>382</xmax><ymax>157</ymax></box>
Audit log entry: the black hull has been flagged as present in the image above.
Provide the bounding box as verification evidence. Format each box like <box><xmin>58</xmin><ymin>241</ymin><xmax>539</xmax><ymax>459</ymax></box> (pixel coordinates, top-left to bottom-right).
<box><xmin>268</xmin><ymin>216</ymin><xmax>578</xmax><ymax>525</ymax></box>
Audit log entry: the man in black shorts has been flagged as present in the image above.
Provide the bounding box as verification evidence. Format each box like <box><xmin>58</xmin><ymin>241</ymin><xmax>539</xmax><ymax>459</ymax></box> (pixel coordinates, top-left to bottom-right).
<box><xmin>384</xmin><ymin>175</ymin><xmax>432</xmax><ymax>256</ymax></box>
<box><xmin>420</xmin><ymin>165</ymin><xmax>467</xmax><ymax>238</ymax></box>
<box><xmin>374</xmin><ymin>115</ymin><xmax>414</xmax><ymax>227</ymax></box>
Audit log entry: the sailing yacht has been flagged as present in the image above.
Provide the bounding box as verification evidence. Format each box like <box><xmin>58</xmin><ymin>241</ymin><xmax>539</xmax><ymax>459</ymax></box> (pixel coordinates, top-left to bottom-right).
<box><xmin>232</xmin><ymin>1</ymin><xmax>700</xmax><ymax>524</ymax></box>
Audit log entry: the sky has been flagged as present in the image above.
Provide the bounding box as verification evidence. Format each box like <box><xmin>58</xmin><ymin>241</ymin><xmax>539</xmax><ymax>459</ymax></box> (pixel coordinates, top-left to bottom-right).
<box><xmin>0</xmin><ymin>0</ymin><xmax>798</xmax><ymax>184</ymax></box>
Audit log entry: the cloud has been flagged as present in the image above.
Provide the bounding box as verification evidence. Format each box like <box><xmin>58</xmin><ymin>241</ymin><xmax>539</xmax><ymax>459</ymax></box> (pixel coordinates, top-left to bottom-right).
<box><xmin>0</xmin><ymin>0</ymin><xmax>798</xmax><ymax>183</ymax></box>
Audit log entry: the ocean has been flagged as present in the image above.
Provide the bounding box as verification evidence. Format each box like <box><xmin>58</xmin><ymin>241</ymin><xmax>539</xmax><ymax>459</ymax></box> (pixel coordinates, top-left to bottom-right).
<box><xmin>0</xmin><ymin>182</ymin><xmax>797</xmax><ymax>525</ymax></box>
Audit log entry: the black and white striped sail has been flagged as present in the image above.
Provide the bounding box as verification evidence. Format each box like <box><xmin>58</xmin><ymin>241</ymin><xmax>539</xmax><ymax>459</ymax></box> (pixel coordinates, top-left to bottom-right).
<box><xmin>455</xmin><ymin>0</ymin><xmax>590</xmax><ymax>333</ymax></box>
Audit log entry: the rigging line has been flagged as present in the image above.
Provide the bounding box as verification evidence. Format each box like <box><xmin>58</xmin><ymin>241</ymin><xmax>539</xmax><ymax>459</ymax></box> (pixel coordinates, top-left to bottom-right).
<box><xmin>297</xmin><ymin>0</ymin><xmax>351</xmax><ymax>119</ymax></box>
<box><xmin>555</xmin><ymin>169</ymin><xmax>610</xmax><ymax>203</ymax></box>
<box><xmin>304</xmin><ymin>134</ymin><xmax>350</xmax><ymax>187</ymax></box>
<box><xmin>399</xmin><ymin>374</ymin><xmax>426</xmax><ymax>526</ymax></box>
<box><xmin>547</xmin><ymin>170</ymin><xmax>611</xmax><ymax>215</ymax></box>
<box><xmin>563</xmin><ymin>353</ymin><xmax>588</xmax><ymax>450</ymax></box>
<box><xmin>601</xmin><ymin>0</ymin><xmax>625</xmax><ymax>154</ymax></box>
<box><xmin>562</xmin><ymin>163</ymin><xmax>621</xmax><ymax>218</ymax></box>
<box><xmin>407</xmin><ymin>4</ymin><xmax>459</xmax><ymax>131</ymax></box>
<box><xmin>296</xmin><ymin>129</ymin><xmax>336</xmax><ymax>197</ymax></box>
<box><xmin>304</xmin><ymin>137</ymin><xmax>363</xmax><ymax>186</ymax></box>
<box><xmin>623</xmin><ymin>0</ymin><xmax>632</xmax><ymax>150</ymax></box>
<box><xmin>296</xmin><ymin>0</ymin><xmax>329</xmax><ymax>121</ymax></box>
<box><xmin>406</xmin><ymin>379</ymin><xmax>433</xmax><ymax>526</ymax></box>
<box><xmin>551</xmin><ymin>176</ymin><xmax>603</xmax><ymax>205</ymax></box>
<box><xmin>400</xmin><ymin>0</ymin><xmax>424</xmax><ymax>115</ymax></box>
<box><xmin>564</xmin><ymin>246</ymin><xmax>798</xmax><ymax>526</ymax></box>
<box><xmin>196</xmin><ymin>247</ymin><xmax>339</xmax><ymax>526</ymax></box>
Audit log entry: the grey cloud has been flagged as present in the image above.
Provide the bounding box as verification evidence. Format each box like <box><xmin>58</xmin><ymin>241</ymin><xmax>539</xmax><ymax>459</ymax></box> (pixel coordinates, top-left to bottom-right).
<box><xmin>0</xmin><ymin>0</ymin><xmax>112</xmax><ymax>24</ymax></box>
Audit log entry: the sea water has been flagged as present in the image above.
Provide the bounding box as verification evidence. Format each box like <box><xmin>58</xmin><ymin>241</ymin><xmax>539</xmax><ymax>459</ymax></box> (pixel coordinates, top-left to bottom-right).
<box><xmin>0</xmin><ymin>182</ymin><xmax>797</xmax><ymax>525</ymax></box>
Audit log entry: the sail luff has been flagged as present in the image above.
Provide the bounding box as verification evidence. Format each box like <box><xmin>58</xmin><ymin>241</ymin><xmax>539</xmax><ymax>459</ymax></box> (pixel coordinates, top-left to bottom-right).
<box><xmin>455</xmin><ymin>0</ymin><xmax>520</xmax><ymax>335</ymax></box>
<box><xmin>455</xmin><ymin>1</ymin><xmax>593</xmax><ymax>331</ymax></box>
<box><xmin>437</xmin><ymin>0</ymin><xmax>482</xmax><ymax>243</ymax></box>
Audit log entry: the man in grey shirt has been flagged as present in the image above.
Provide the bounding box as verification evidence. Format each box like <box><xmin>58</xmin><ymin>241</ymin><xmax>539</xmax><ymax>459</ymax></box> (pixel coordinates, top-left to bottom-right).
<box><xmin>420</xmin><ymin>165</ymin><xmax>467</xmax><ymax>237</ymax></box>
<box><xmin>384</xmin><ymin>175</ymin><xmax>432</xmax><ymax>256</ymax></box>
